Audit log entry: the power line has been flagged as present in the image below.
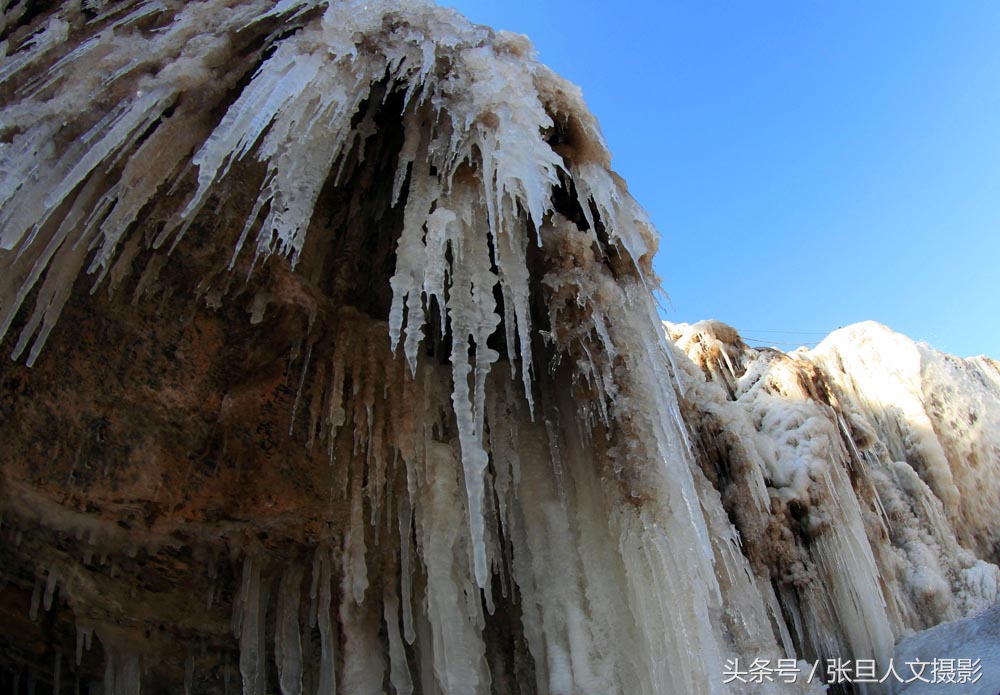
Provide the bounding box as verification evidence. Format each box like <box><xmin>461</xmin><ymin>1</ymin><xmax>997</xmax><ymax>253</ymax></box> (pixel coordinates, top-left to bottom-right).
<box><xmin>736</xmin><ymin>328</ymin><xmax>829</xmax><ymax>336</ymax></box>
<box><xmin>741</xmin><ymin>337</ymin><xmax>820</xmax><ymax>347</ymax></box>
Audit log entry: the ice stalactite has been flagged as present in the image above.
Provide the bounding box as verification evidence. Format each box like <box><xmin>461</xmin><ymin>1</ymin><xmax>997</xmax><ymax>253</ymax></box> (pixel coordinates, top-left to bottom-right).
<box><xmin>1</xmin><ymin>1</ymin><xmax>998</xmax><ymax>694</ymax></box>
<box><xmin>275</xmin><ymin>565</ymin><xmax>304</xmax><ymax>695</ymax></box>
<box><xmin>314</xmin><ymin>546</ymin><xmax>339</xmax><ymax>695</ymax></box>
<box><xmin>103</xmin><ymin>651</ymin><xmax>143</xmax><ymax>695</ymax></box>
<box><xmin>234</xmin><ymin>556</ymin><xmax>269</xmax><ymax>695</ymax></box>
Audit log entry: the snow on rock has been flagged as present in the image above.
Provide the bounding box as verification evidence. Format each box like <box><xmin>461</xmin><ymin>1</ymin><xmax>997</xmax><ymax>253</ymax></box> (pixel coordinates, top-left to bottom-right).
<box><xmin>0</xmin><ymin>1</ymin><xmax>997</xmax><ymax>694</ymax></box>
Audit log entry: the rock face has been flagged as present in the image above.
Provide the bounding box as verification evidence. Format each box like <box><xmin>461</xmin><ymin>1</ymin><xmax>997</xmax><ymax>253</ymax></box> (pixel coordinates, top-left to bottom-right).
<box><xmin>0</xmin><ymin>2</ymin><xmax>998</xmax><ymax>694</ymax></box>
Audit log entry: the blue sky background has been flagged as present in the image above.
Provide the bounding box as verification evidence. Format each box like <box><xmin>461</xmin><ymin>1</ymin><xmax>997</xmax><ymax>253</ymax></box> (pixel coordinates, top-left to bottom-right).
<box><xmin>447</xmin><ymin>1</ymin><xmax>1000</xmax><ymax>358</ymax></box>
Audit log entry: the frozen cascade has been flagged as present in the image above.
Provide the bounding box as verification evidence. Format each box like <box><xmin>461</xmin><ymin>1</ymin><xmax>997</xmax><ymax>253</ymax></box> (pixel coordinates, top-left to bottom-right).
<box><xmin>0</xmin><ymin>2</ymin><xmax>998</xmax><ymax>694</ymax></box>
<box><xmin>666</xmin><ymin>320</ymin><xmax>1000</xmax><ymax>691</ymax></box>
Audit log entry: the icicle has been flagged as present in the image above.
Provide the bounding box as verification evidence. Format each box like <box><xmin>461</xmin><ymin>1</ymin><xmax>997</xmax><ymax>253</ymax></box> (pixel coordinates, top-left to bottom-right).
<box><xmin>121</xmin><ymin>655</ymin><xmax>141</xmax><ymax>695</ymax></box>
<box><xmin>398</xmin><ymin>498</ymin><xmax>416</xmax><ymax>645</ymax></box>
<box><xmin>236</xmin><ymin>557</ymin><xmax>266</xmax><ymax>695</ymax></box>
<box><xmin>75</xmin><ymin>624</ymin><xmax>94</xmax><ymax>667</ymax></box>
<box><xmin>13</xmin><ymin>87</ymin><xmax>173</xmax><ymax>254</ymax></box>
<box><xmin>102</xmin><ymin>650</ymin><xmax>143</xmax><ymax>695</ymax></box>
<box><xmin>325</xmin><ymin>339</ymin><xmax>347</xmax><ymax>462</ymax></box>
<box><xmin>431</xmin><ymin>194</ymin><xmax>504</xmax><ymax>589</ymax></box>
<box><xmin>275</xmin><ymin>564</ymin><xmax>304</xmax><ymax>695</ymax></box>
<box><xmin>43</xmin><ymin>566</ymin><xmax>58</xmax><ymax>611</ymax></box>
<box><xmin>308</xmin><ymin>550</ymin><xmax>321</xmax><ymax>631</ymax></box>
<box><xmin>249</xmin><ymin>64</ymin><xmax>370</xmax><ymax>266</ymax></box>
<box><xmin>258</xmin><ymin>581</ymin><xmax>270</xmax><ymax>694</ymax></box>
<box><xmin>104</xmin><ymin>653</ymin><xmax>115</xmax><ymax>695</ymax></box>
<box><xmin>0</xmin><ymin>17</ymin><xmax>69</xmax><ymax>85</ymax></box>
<box><xmin>179</xmin><ymin>44</ymin><xmax>321</xmax><ymax>228</ymax></box>
<box><xmin>543</xmin><ymin>415</ymin><xmax>567</xmax><ymax>506</ymax></box>
<box><xmin>28</xmin><ymin>574</ymin><xmax>42</xmax><ymax>621</ymax></box>
<box><xmin>346</xmin><ymin>453</ymin><xmax>369</xmax><ymax>604</ymax></box>
<box><xmin>306</xmin><ymin>361</ymin><xmax>327</xmax><ymax>451</ymax></box>
<box><xmin>315</xmin><ymin>547</ymin><xmax>337</xmax><ymax>695</ymax></box>
<box><xmin>383</xmin><ymin>584</ymin><xmax>414</xmax><ymax>695</ymax></box>
<box><xmin>105</xmin><ymin>0</ymin><xmax>168</xmax><ymax>33</ymax></box>
<box><xmin>415</xmin><ymin>439</ymin><xmax>491</xmax><ymax>694</ymax></box>
<box><xmin>339</xmin><ymin>565</ymin><xmax>387</xmax><ymax>695</ymax></box>
<box><xmin>387</xmin><ymin>157</ymin><xmax>437</xmax><ymax>373</ymax></box>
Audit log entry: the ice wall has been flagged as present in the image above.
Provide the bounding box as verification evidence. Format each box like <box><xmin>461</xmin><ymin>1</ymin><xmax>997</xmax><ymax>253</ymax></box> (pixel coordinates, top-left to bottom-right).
<box><xmin>0</xmin><ymin>1</ymin><xmax>997</xmax><ymax>694</ymax></box>
<box><xmin>667</xmin><ymin>320</ymin><xmax>1000</xmax><ymax>691</ymax></box>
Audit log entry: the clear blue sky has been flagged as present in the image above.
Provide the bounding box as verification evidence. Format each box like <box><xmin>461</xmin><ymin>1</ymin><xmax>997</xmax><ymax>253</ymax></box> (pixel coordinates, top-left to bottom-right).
<box><xmin>446</xmin><ymin>1</ymin><xmax>1000</xmax><ymax>358</ymax></box>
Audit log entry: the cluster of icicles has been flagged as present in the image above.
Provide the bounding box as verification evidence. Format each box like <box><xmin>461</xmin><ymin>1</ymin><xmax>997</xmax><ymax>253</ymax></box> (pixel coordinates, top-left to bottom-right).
<box><xmin>0</xmin><ymin>0</ymin><xmax>655</xmax><ymax>595</ymax></box>
<box><xmin>2</xmin><ymin>1</ymin><xmax>1000</xmax><ymax>694</ymax></box>
<box><xmin>0</xmin><ymin>1</ymin><xmax>729</xmax><ymax>693</ymax></box>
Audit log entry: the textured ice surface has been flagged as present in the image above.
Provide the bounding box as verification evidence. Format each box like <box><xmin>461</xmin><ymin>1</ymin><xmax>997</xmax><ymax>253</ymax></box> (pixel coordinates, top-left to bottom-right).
<box><xmin>668</xmin><ymin>320</ymin><xmax>1000</xmax><ymax>693</ymax></box>
<box><xmin>891</xmin><ymin>602</ymin><xmax>1000</xmax><ymax>694</ymax></box>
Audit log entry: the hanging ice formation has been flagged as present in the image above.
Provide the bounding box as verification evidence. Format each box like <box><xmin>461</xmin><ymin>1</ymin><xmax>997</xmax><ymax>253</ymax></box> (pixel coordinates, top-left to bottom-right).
<box><xmin>0</xmin><ymin>1</ymin><xmax>997</xmax><ymax>694</ymax></box>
